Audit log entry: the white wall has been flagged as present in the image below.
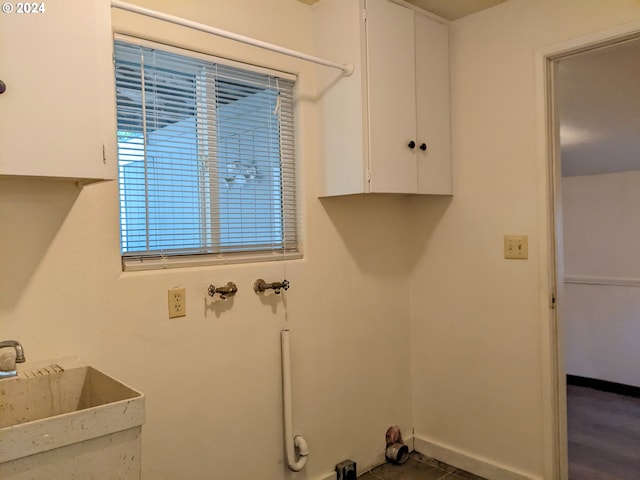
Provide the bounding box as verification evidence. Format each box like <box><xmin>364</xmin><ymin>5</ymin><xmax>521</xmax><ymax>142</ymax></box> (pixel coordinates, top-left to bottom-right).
<box><xmin>0</xmin><ymin>1</ymin><xmax>414</xmax><ymax>479</ymax></box>
<box><xmin>409</xmin><ymin>1</ymin><xmax>640</xmax><ymax>479</ymax></box>
<box><xmin>562</xmin><ymin>171</ymin><xmax>640</xmax><ymax>387</ymax></box>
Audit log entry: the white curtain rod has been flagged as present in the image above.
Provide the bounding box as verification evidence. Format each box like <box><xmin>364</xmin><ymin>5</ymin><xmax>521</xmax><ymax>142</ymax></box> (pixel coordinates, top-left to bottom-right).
<box><xmin>110</xmin><ymin>0</ymin><xmax>354</xmax><ymax>76</ymax></box>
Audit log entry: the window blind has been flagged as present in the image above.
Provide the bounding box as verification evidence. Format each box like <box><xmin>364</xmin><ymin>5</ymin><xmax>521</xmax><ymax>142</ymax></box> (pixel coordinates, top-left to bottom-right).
<box><xmin>114</xmin><ymin>40</ymin><xmax>297</xmax><ymax>263</ymax></box>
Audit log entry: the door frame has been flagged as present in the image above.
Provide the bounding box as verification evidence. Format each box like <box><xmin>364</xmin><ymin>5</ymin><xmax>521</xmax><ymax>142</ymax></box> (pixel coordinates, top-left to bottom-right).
<box><xmin>534</xmin><ymin>20</ymin><xmax>640</xmax><ymax>480</ymax></box>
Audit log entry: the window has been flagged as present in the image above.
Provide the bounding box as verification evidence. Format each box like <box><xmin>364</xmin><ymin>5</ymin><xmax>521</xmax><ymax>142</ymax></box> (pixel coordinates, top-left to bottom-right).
<box><xmin>114</xmin><ymin>39</ymin><xmax>298</xmax><ymax>270</ymax></box>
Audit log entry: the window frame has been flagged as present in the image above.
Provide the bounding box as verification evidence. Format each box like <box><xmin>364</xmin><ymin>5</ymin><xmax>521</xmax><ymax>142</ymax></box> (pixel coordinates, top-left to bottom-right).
<box><xmin>113</xmin><ymin>35</ymin><xmax>302</xmax><ymax>272</ymax></box>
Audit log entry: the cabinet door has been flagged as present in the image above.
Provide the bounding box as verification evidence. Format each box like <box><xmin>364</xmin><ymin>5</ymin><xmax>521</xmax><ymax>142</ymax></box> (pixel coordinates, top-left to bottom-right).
<box><xmin>0</xmin><ymin>0</ymin><xmax>116</xmax><ymax>182</ymax></box>
<box><xmin>415</xmin><ymin>13</ymin><xmax>452</xmax><ymax>194</ymax></box>
<box><xmin>365</xmin><ymin>0</ymin><xmax>417</xmax><ymax>193</ymax></box>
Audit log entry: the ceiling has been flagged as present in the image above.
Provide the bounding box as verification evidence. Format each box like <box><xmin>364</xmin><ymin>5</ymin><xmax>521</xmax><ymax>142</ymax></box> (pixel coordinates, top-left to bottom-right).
<box><xmin>556</xmin><ymin>36</ymin><xmax>640</xmax><ymax>177</ymax></box>
<box><xmin>298</xmin><ymin>0</ymin><xmax>507</xmax><ymax>20</ymax></box>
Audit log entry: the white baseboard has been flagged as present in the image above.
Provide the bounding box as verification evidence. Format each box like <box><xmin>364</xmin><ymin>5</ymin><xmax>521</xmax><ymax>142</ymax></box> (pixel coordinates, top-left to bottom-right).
<box><xmin>405</xmin><ymin>434</ymin><xmax>415</xmax><ymax>452</ymax></box>
<box><xmin>413</xmin><ymin>435</ymin><xmax>539</xmax><ymax>480</ymax></box>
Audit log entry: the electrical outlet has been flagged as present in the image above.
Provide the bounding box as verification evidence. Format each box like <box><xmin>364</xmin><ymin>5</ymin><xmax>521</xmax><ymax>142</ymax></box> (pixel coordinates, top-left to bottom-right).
<box><xmin>504</xmin><ymin>235</ymin><xmax>528</xmax><ymax>259</ymax></box>
<box><xmin>168</xmin><ymin>287</ymin><xmax>186</xmax><ymax>318</ymax></box>
<box><xmin>335</xmin><ymin>460</ymin><xmax>357</xmax><ymax>480</ymax></box>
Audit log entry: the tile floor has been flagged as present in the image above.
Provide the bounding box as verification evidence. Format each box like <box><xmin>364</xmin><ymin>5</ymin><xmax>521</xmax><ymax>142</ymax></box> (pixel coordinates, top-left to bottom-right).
<box><xmin>359</xmin><ymin>452</ymin><xmax>487</xmax><ymax>480</ymax></box>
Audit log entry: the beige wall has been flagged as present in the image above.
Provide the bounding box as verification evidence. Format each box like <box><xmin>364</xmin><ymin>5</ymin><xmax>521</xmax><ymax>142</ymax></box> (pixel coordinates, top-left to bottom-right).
<box><xmin>409</xmin><ymin>1</ymin><xmax>640</xmax><ymax>479</ymax></box>
<box><xmin>0</xmin><ymin>1</ymin><xmax>413</xmax><ymax>479</ymax></box>
<box><xmin>562</xmin><ymin>171</ymin><xmax>640</xmax><ymax>387</ymax></box>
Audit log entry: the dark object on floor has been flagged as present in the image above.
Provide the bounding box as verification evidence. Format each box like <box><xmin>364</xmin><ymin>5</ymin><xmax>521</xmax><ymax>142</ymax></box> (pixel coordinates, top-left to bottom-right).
<box><xmin>385</xmin><ymin>442</ymin><xmax>410</xmax><ymax>465</ymax></box>
<box><xmin>385</xmin><ymin>425</ymin><xmax>410</xmax><ymax>464</ymax></box>
<box><xmin>336</xmin><ymin>458</ymin><xmax>357</xmax><ymax>480</ymax></box>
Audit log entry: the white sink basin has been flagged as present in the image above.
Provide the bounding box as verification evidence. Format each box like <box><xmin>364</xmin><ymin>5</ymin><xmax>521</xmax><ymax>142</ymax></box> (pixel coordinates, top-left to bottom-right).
<box><xmin>0</xmin><ymin>358</ymin><xmax>144</xmax><ymax>479</ymax></box>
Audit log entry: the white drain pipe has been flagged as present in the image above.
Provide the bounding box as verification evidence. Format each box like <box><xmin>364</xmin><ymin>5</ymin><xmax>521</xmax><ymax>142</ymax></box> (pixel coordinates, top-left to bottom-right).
<box><xmin>281</xmin><ymin>329</ymin><xmax>309</xmax><ymax>472</ymax></box>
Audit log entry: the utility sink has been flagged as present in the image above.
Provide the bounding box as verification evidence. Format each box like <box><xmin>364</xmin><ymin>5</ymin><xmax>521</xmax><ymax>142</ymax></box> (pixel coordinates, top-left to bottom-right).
<box><xmin>0</xmin><ymin>358</ymin><xmax>145</xmax><ymax>479</ymax></box>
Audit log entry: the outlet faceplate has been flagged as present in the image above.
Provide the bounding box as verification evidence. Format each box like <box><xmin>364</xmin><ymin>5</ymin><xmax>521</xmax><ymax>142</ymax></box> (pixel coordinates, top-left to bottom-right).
<box><xmin>168</xmin><ymin>287</ymin><xmax>186</xmax><ymax>318</ymax></box>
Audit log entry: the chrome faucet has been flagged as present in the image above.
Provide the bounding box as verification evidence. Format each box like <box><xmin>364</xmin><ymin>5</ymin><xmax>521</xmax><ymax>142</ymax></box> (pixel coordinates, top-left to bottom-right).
<box><xmin>0</xmin><ymin>340</ymin><xmax>26</xmax><ymax>379</ymax></box>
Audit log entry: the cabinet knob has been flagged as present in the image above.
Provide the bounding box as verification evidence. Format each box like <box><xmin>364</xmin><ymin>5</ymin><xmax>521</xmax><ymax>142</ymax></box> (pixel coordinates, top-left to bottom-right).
<box><xmin>0</xmin><ymin>80</ymin><xmax>6</xmax><ymax>94</ymax></box>
<box><xmin>407</xmin><ymin>141</ymin><xmax>416</xmax><ymax>149</ymax></box>
<box><xmin>419</xmin><ymin>143</ymin><xmax>427</xmax><ymax>151</ymax></box>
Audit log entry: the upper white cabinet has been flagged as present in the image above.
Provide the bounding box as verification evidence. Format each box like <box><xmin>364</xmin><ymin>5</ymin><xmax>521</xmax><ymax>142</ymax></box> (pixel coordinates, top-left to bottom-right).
<box><xmin>0</xmin><ymin>0</ymin><xmax>116</xmax><ymax>183</ymax></box>
<box><xmin>314</xmin><ymin>0</ymin><xmax>451</xmax><ymax>196</ymax></box>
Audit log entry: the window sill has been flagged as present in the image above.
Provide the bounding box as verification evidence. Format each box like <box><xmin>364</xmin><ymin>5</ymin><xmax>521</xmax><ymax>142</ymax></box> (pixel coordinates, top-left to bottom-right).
<box><xmin>122</xmin><ymin>251</ymin><xmax>303</xmax><ymax>272</ymax></box>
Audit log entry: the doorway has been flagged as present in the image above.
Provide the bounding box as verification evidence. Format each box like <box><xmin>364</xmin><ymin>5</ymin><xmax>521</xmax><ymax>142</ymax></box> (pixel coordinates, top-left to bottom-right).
<box><xmin>545</xmin><ymin>27</ymin><xmax>640</xmax><ymax>480</ymax></box>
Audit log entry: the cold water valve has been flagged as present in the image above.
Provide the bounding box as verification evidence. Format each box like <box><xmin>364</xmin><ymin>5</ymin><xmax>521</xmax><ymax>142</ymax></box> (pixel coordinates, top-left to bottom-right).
<box><xmin>254</xmin><ymin>278</ymin><xmax>289</xmax><ymax>294</ymax></box>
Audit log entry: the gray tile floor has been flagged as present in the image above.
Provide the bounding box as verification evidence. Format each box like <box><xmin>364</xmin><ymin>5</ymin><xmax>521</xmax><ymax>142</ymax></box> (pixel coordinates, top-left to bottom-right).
<box><xmin>360</xmin><ymin>452</ymin><xmax>487</xmax><ymax>480</ymax></box>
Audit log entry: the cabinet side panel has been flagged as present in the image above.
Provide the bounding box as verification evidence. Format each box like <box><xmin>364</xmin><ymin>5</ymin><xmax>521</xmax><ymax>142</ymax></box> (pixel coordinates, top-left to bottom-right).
<box><xmin>415</xmin><ymin>13</ymin><xmax>452</xmax><ymax>194</ymax></box>
<box><xmin>366</xmin><ymin>0</ymin><xmax>417</xmax><ymax>194</ymax></box>
<box><xmin>313</xmin><ymin>0</ymin><xmax>368</xmax><ymax>197</ymax></box>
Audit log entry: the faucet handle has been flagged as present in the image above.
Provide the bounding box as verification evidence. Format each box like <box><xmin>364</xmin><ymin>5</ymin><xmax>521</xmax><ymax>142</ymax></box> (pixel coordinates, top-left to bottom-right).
<box><xmin>208</xmin><ymin>282</ymin><xmax>238</xmax><ymax>300</ymax></box>
<box><xmin>0</xmin><ymin>352</ymin><xmax>16</xmax><ymax>371</ymax></box>
<box><xmin>255</xmin><ymin>279</ymin><xmax>290</xmax><ymax>294</ymax></box>
<box><xmin>0</xmin><ymin>340</ymin><xmax>25</xmax><ymax>363</ymax></box>
<box><xmin>274</xmin><ymin>279</ymin><xmax>290</xmax><ymax>294</ymax></box>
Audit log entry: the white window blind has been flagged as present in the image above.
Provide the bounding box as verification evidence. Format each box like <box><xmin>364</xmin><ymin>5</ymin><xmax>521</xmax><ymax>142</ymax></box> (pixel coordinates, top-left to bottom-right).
<box><xmin>114</xmin><ymin>40</ymin><xmax>297</xmax><ymax>268</ymax></box>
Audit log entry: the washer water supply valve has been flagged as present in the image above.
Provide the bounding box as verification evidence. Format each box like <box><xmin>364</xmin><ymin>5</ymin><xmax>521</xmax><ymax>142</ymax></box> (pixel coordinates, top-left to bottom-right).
<box><xmin>253</xmin><ymin>278</ymin><xmax>289</xmax><ymax>294</ymax></box>
<box><xmin>207</xmin><ymin>282</ymin><xmax>238</xmax><ymax>300</ymax></box>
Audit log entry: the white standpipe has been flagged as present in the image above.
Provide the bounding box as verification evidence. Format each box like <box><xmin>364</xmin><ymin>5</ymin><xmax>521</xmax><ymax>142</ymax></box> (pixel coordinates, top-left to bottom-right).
<box><xmin>281</xmin><ymin>329</ymin><xmax>309</xmax><ymax>472</ymax></box>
